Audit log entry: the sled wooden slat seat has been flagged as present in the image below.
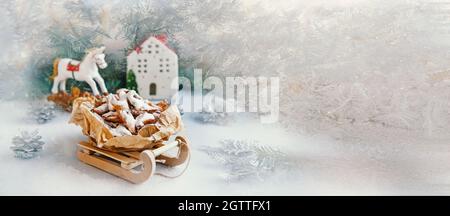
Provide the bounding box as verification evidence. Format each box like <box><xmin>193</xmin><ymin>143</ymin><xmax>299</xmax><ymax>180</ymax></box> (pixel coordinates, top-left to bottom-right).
<box><xmin>78</xmin><ymin>141</ymin><xmax>143</xmax><ymax>169</ymax></box>
<box><xmin>121</xmin><ymin>151</ymin><xmax>142</xmax><ymax>160</ymax></box>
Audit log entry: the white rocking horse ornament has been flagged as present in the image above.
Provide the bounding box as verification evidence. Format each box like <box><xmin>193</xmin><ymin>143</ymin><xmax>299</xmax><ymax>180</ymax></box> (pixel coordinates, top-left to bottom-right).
<box><xmin>51</xmin><ymin>46</ymin><xmax>108</xmax><ymax>96</ymax></box>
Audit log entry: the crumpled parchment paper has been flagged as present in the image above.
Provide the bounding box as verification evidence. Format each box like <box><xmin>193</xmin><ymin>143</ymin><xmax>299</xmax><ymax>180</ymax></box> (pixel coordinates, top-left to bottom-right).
<box><xmin>69</xmin><ymin>97</ymin><xmax>183</xmax><ymax>152</ymax></box>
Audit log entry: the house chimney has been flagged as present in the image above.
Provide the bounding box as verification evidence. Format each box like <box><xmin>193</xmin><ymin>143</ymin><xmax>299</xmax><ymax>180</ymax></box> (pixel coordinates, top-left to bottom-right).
<box><xmin>155</xmin><ymin>34</ymin><xmax>168</xmax><ymax>45</ymax></box>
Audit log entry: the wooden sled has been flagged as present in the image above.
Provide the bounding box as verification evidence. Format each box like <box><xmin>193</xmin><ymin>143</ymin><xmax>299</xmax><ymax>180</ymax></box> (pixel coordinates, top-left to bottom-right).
<box><xmin>77</xmin><ymin>136</ymin><xmax>190</xmax><ymax>184</ymax></box>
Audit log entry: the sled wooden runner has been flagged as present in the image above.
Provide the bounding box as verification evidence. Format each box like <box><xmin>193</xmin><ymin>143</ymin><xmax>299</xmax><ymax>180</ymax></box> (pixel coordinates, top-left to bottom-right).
<box><xmin>77</xmin><ymin>136</ymin><xmax>190</xmax><ymax>184</ymax></box>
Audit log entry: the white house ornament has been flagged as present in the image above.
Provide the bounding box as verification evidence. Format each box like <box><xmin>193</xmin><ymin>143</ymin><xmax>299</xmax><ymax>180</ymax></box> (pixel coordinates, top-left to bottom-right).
<box><xmin>127</xmin><ymin>35</ymin><xmax>179</xmax><ymax>100</ymax></box>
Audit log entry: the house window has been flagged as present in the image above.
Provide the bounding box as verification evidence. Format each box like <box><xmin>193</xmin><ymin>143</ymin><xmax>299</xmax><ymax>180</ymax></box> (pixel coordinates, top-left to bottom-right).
<box><xmin>148</xmin><ymin>51</ymin><xmax>151</xmax><ymax>54</ymax></box>
<box><xmin>150</xmin><ymin>83</ymin><xmax>157</xmax><ymax>95</ymax></box>
<box><xmin>155</xmin><ymin>50</ymin><xmax>159</xmax><ymax>54</ymax></box>
<box><xmin>166</xmin><ymin>69</ymin><xmax>170</xmax><ymax>72</ymax></box>
<box><xmin>138</xmin><ymin>59</ymin><xmax>141</xmax><ymax>62</ymax></box>
<box><xmin>155</xmin><ymin>44</ymin><xmax>159</xmax><ymax>48</ymax></box>
<box><xmin>148</xmin><ymin>45</ymin><xmax>152</xmax><ymax>48</ymax></box>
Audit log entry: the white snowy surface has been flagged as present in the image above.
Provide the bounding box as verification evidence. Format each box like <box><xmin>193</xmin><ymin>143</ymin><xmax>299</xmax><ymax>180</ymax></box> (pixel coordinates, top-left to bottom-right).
<box><xmin>1</xmin><ymin>100</ymin><xmax>450</xmax><ymax>195</ymax></box>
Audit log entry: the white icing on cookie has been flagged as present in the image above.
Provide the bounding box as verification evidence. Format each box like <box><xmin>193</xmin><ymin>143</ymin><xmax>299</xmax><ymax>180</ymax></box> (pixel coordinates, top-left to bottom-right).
<box><xmin>119</xmin><ymin>109</ymin><xmax>136</xmax><ymax>133</ymax></box>
<box><xmin>110</xmin><ymin>125</ymin><xmax>132</xmax><ymax>137</ymax></box>
<box><xmin>127</xmin><ymin>90</ymin><xmax>151</xmax><ymax>111</ymax></box>
<box><xmin>135</xmin><ymin>113</ymin><xmax>155</xmax><ymax>128</ymax></box>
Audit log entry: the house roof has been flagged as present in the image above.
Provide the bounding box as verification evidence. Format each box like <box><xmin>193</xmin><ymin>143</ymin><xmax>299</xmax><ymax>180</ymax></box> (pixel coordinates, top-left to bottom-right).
<box><xmin>127</xmin><ymin>34</ymin><xmax>174</xmax><ymax>56</ymax></box>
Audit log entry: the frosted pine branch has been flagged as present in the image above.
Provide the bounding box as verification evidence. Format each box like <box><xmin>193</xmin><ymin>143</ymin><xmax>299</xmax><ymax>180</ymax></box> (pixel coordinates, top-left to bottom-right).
<box><xmin>200</xmin><ymin>139</ymin><xmax>294</xmax><ymax>181</ymax></box>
